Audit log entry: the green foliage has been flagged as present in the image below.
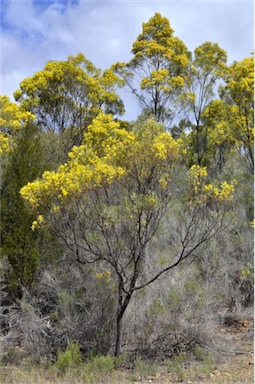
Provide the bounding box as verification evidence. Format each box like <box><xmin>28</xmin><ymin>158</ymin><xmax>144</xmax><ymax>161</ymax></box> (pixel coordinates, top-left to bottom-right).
<box><xmin>1</xmin><ymin>346</ymin><xmax>26</xmax><ymax>366</ymax></box>
<box><xmin>113</xmin><ymin>352</ymin><xmax>129</xmax><ymax>368</ymax></box>
<box><xmin>73</xmin><ymin>355</ymin><xmax>116</xmax><ymax>383</ymax></box>
<box><xmin>147</xmin><ymin>298</ymin><xmax>166</xmax><ymax>317</ymax></box>
<box><xmin>0</xmin><ymin>12</ymin><xmax>253</xmax><ymax>368</ymax></box>
<box><xmin>133</xmin><ymin>356</ymin><xmax>157</xmax><ymax>378</ymax></box>
<box><xmin>194</xmin><ymin>347</ymin><xmax>215</xmax><ymax>377</ymax></box>
<box><xmin>0</xmin><ymin>122</ymin><xmax>51</xmax><ymax>297</ymax></box>
<box><xmin>54</xmin><ymin>341</ymin><xmax>82</xmax><ymax>373</ymax></box>
<box><xmin>168</xmin><ymin>352</ymin><xmax>186</xmax><ymax>382</ymax></box>
<box><xmin>168</xmin><ymin>288</ymin><xmax>182</xmax><ymax>311</ymax></box>
<box><xmin>182</xmin><ymin>42</ymin><xmax>227</xmax><ymax>167</ymax></box>
<box><xmin>85</xmin><ymin>354</ymin><xmax>115</xmax><ymax>375</ymax></box>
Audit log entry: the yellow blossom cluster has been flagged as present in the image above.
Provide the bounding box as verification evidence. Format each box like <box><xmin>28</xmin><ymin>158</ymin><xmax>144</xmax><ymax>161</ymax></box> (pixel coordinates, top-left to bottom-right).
<box><xmin>95</xmin><ymin>270</ymin><xmax>112</xmax><ymax>282</ymax></box>
<box><xmin>203</xmin><ymin>181</ymin><xmax>235</xmax><ymax>201</ymax></box>
<box><xmin>31</xmin><ymin>215</ymin><xmax>44</xmax><ymax>231</ymax></box>
<box><xmin>20</xmin><ymin>114</ymin><xmax>182</xmax><ymax>221</ymax></box>
<box><xmin>95</xmin><ymin>270</ymin><xmax>117</xmax><ymax>291</ymax></box>
<box><xmin>0</xmin><ymin>96</ymin><xmax>35</xmax><ymax>131</ymax></box>
<box><xmin>0</xmin><ymin>96</ymin><xmax>35</xmax><ymax>155</ymax></box>
<box><xmin>189</xmin><ymin>165</ymin><xmax>207</xmax><ymax>185</ymax></box>
<box><xmin>189</xmin><ymin>165</ymin><xmax>235</xmax><ymax>202</ymax></box>
<box><xmin>0</xmin><ymin>133</ymin><xmax>10</xmax><ymax>155</ymax></box>
<box><xmin>152</xmin><ymin>133</ymin><xmax>180</xmax><ymax>160</ymax></box>
<box><xmin>240</xmin><ymin>265</ymin><xmax>254</xmax><ymax>283</ymax></box>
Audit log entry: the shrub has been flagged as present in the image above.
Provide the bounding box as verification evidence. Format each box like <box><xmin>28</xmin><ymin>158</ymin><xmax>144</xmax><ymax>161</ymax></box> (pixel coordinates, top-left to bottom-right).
<box><xmin>85</xmin><ymin>354</ymin><xmax>115</xmax><ymax>375</ymax></box>
<box><xmin>133</xmin><ymin>356</ymin><xmax>157</xmax><ymax>378</ymax></box>
<box><xmin>194</xmin><ymin>347</ymin><xmax>215</xmax><ymax>377</ymax></box>
<box><xmin>54</xmin><ymin>341</ymin><xmax>82</xmax><ymax>373</ymax></box>
<box><xmin>78</xmin><ymin>355</ymin><xmax>116</xmax><ymax>383</ymax></box>
<box><xmin>168</xmin><ymin>352</ymin><xmax>186</xmax><ymax>382</ymax></box>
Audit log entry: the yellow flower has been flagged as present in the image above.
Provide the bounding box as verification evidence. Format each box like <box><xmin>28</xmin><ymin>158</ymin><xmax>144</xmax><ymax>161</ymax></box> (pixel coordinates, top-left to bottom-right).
<box><xmin>31</xmin><ymin>221</ymin><xmax>38</xmax><ymax>231</ymax></box>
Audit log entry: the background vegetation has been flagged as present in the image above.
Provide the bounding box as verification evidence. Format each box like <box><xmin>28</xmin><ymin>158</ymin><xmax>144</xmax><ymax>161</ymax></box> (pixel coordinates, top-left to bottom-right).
<box><xmin>0</xmin><ymin>12</ymin><xmax>253</xmax><ymax>382</ymax></box>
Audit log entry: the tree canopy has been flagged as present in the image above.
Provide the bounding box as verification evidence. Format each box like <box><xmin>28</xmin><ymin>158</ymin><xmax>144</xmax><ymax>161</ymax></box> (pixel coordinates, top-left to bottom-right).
<box><xmin>114</xmin><ymin>13</ymin><xmax>190</xmax><ymax>123</ymax></box>
<box><xmin>14</xmin><ymin>53</ymin><xmax>124</xmax><ymax>149</ymax></box>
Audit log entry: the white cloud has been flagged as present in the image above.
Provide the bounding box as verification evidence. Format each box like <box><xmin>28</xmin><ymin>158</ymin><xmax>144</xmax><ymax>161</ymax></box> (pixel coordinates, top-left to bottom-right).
<box><xmin>1</xmin><ymin>0</ymin><xmax>253</xmax><ymax>118</ymax></box>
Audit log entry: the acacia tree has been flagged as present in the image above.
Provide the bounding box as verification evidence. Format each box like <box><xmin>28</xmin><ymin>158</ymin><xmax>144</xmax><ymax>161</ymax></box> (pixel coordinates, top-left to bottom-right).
<box><xmin>199</xmin><ymin>56</ymin><xmax>254</xmax><ymax>174</ymax></box>
<box><xmin>14</xmin><ymin>53</ymin><xmax>124</xmax><ymax>150</ymax></box>
<box><xmin>21</xmin><ymin>114</ymin><xmax>234</xmax><ymax>356</ymax></box>
<box><xmin>114</xmin><ymin>13</ymin><xmax>190</xmax><ymax>124</ymax></box>
<box><xmin>181</xmin><ymin>42</ymin><xmax>227</xmax><ymax>166</ymax></box>
<box><xmin>0</xmin><ymin>95</ymin><xmax>35</xmax><ymax>157</ymax></box>
<box><xmin>219</xmin><ymin>56</ymin><xmax>254</xmax><ymax>173</ymax></box>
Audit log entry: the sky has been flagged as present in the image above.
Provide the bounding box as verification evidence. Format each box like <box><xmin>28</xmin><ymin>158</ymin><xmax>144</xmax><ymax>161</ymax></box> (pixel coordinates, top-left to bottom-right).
<box><xmin>0</xmin><ymin>0</ymin><xmax>254</xmax><ymax>120</ymax></box>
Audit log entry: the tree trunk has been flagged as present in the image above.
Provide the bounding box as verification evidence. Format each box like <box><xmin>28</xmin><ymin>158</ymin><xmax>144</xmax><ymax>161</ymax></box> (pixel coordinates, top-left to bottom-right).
<box><xmin>114</xmin><ymin>288</ymin><xmax>133</xmax><ymax>356</ymax></box>
<box><xmin>115</xmin><ymin>315</ymin><xmax>122</xmax><ymax>357</ymax></box>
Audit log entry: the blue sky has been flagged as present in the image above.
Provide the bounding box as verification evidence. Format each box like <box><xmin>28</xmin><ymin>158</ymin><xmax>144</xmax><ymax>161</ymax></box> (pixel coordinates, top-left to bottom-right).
<box><xmin>1</xmin><ymin>0</ymin><xmax>254</xmax><ymax>120</ymax></box>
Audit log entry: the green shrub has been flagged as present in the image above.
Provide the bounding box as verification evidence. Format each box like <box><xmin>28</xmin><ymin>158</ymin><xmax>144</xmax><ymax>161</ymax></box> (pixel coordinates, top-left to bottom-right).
<box><xmin>54</xmin><ymin>341</ymin><xmax>82</xmax><ymax>373</ymax></box>
<box><xmin>86</xmin><ymin>354</ymin><xmax>115</xmax><ymax>375</ymax></box>
<box><xmin>78</xmin><ymin>355</ymin><xmax>116</xmax><ymax>383</ymax></box>
<box><xmin>168</xmin><ymin>352</ymin><xmax>186</xmax><ymax>382</ymax></box>
<box><xmin>114</xmin><ymin>352</ymin><xmax>128</xmax><ymax>368</ymax></box>
<box><xmin>194</xmin><ymin>347</ymin><xmax>214</xmax><ymax>377</ymax></box>
<box><xmin>133</xmin><ymin>356</ymin><xmax>157</xmax><ymax>378</ymax></box>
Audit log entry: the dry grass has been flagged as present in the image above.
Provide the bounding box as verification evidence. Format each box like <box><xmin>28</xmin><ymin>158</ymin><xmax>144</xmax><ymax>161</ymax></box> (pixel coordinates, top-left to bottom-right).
<box><xmin>0</xmin><ymin>324</ymin><xmax>253</xmax><ymax>384</ymax></box>
<box><xmin>0</xmin><ymin>365</ymin><xmax>130</xmax><ymax>384</ymax></box>
<box><xmin>0</xmin><ymin>352</ymin><xmax>253</xmax><ymax>384</ymax></box>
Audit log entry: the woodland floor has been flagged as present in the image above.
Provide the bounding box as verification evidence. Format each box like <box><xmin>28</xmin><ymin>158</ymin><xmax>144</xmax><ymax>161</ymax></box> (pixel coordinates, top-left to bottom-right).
<box><xmin>130</xmin><ymin>352</ymin><xmax>254</xmax><ymax>384</ymax></box>
<box><xmin>131</xmin><ymin>323</ymin><xmax>254</xmax><ymax>384</ymax></box>
<box><xmin>0</xmin><ymin>322</ymin><xmax>253</xmax><ymax>384</ymax></box>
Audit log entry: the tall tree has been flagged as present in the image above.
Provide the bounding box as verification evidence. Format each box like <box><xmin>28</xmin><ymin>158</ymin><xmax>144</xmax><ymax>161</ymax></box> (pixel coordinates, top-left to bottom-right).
<box><xmin>14</xmin><ymin>53</ymin><xmax>124</xmax><ymax>151</ymax></box>
<box><xmin>0</xmin><ymin>122</ymin><xmax>54</xmax><ymax>298</ymax></box>
<box><xmin>219</xmin><ymin>56</ymin><xmax>254</xmax><ymax>173</ymax></box>
<box><xmin>182</xmin><ymin>42</ymin><xmax>227</xmax><ymax>166</ymax></box>
<box><xmin>114</xmin><ymin>13</ymin><xmax>190</xmax><ymax>124</ymax></box>
<box><xmin>200</xmin><ymin>56</ymin><xmax>254</xmax><ymax>174</ymax></box>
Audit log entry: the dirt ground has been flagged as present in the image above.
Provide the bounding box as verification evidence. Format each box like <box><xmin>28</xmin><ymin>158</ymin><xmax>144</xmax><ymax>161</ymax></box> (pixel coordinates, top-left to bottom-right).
<box><xmin>123</xmin><ymin>322</ymin><xmax>254</xmax><ymax>384</ymax></box>
<box><xmin>129</xmin><ymin>352</ymin><xmax>254</xmax><ymax>384</ymax></box>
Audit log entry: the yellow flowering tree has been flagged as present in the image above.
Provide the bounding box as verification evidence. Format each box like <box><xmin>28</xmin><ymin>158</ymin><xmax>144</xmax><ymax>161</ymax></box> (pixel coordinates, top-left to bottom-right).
<box><xmin>20</xmin><ymin>113</ymin><xmax>182</xmax><ymax>354</ymax></box>
<box><xmin>194</xmin><ymin>56</ymin><xmax>254</xmax><ymax>173</ymax></box>
<box><xmin>0</xmin><ymin>95</ymin><xmax>35</xmax><ymax>156</ymax></box>
<box><xmin>21</xmin><ymin>113</ymin><xmax>234</xmax><ymax>356</ymax></box>
<box><xmin>181</xmin><ymin>42</ymin><xmax>227</xmax><ymax>166</ymax></box>
<box><xmin>113</xmin><ymin>13</ymin><xmax>190</xmax><ymax>123</ymax></box>
<box><xmin>14</xmin><ymin>53</ymin><xmax>124</xmax><ymax>149</ymax></box>
<box><xmin>219</xmin><ymin>56</ymin><xmax>254</xmax><ymax>173</ymax></box>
